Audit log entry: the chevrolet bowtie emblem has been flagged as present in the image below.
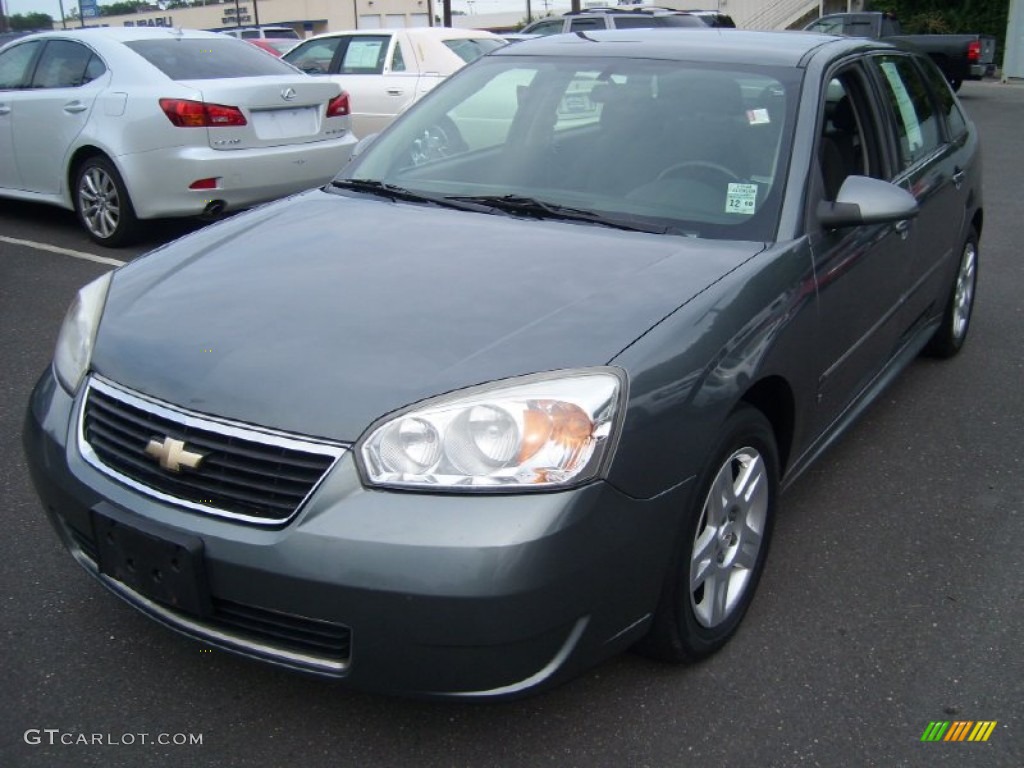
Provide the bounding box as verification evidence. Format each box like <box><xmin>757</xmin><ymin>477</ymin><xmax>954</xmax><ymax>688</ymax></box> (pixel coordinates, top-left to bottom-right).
<box><xmin>145</xmin><ymin>437</ymin><xmax>205</xmax><ymax>472</ymax></box>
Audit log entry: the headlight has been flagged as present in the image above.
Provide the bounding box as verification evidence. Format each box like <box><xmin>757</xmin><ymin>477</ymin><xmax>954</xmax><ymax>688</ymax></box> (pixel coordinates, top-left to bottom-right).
<box><xmin>53</xmin><ymin>272</ymin><xmax>113</xmax><ymax>394</ymax></box>
<box><xmin>359</xmin><ymin>369</ymin><xmax>624</xmax><ymax>491</ymax></box>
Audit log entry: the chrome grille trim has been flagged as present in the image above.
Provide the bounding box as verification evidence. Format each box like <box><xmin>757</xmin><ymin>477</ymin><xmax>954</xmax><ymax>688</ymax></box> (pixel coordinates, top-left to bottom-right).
<box><xmin>78</xmin><ymin>375</ymin><xmax>346</xmax><ymax>526</ymax></box>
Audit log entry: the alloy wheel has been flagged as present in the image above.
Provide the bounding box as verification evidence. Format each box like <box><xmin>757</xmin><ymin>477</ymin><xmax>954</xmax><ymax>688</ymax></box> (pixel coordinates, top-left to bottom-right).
<box><xmin>689</xmin><ymin>446</ymin><xmax>768</xmax><ymax>628</ymax></box>
<box><xmin>78</xmin><ymin>165</ymin><xmax>122</xmax><ymax>241</ymax></box>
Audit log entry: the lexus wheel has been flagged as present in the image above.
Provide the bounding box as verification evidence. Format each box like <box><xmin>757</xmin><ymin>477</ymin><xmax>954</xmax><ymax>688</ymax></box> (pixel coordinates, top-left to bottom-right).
<box><xmin>75</xmin><ymin>155</ymin><xmax>140</xmax><ymax>247</ymax></box>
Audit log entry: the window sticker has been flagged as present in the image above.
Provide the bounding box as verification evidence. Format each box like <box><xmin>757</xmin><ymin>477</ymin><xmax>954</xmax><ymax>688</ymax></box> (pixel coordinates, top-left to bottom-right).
<box><xmin>880</xmin><ymin>60</ymin><xmax>923</xmax><ymax>155</ymax></box>
<box><xmin>344</xmin><ymin>40</ymin><xmax>384</xmax><ymax>69</ymax></box>
<box><xmin>747</xmin><ymin>108</ymin><xmax>770</xmax><ymax>125</ymax></box>
<box><xmin>726</xmin><ymin>183</ymin><xmax>758</xmax><ymax>215</ymax></box>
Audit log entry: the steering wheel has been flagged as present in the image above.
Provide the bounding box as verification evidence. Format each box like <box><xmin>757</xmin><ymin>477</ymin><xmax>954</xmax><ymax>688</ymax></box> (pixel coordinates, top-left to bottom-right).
<box><xmin>409</xmin><ymin>116</ymin><xmax>468</xmax><ymax>166</ymax></box>
<box><xmin>657</xmin><ymin>161</ymin><xmax>740</xmax><ymax>185</ymax></box>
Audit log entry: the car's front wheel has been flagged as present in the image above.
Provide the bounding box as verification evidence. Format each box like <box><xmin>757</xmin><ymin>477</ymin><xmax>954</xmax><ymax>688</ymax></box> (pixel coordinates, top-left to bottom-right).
<box><xmin>74</xmin><ymin>155</ymin><xmax>140</xmax><ymax>247</ymax></box>
<box><xmin>637</xmin><ymin>405</ymin><xmax>778</xmax><ymax>663</ymax></box>
<box><xmin>923</xmin><ymin>226</ymin><xmax>978</xmax><ymax>358</ymax></box>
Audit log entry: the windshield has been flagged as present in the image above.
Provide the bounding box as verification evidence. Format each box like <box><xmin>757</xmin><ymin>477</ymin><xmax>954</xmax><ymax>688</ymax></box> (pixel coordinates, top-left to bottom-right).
<box><xmin>342</xmin><ymin>55</ymin><xmax>799</xmax><ymax>241</ymax></box>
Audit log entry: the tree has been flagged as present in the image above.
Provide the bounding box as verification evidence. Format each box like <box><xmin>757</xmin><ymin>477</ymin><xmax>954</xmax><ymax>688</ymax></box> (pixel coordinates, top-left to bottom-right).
<box><xmin>100</xmin><ymin>1</ymin><xmax>149</xmax><ymax>16</ymax></box>
<box><xmin>10</xmin><ymin>11</ymin><xmax>55</xmax><ymax>29</ymax></box>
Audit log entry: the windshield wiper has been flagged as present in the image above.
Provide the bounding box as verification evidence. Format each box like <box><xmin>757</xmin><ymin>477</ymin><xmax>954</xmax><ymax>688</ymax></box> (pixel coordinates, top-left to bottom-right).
<box><xmin>329</xmin><ymin>179</ymin><xmax>494</xmax><ymax>213</ymax></box>
<box><xmin>444</xmin><ymin>194</ymin><xmax>675</xmax><ymax>234</ymax></box>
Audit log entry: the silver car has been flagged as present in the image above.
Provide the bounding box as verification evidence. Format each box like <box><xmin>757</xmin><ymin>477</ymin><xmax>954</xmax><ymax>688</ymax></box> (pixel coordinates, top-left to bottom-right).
<box><xmin>0</xmin><ymin>28</ymin><xmax>356</xmax><ymax>246</ymax></box>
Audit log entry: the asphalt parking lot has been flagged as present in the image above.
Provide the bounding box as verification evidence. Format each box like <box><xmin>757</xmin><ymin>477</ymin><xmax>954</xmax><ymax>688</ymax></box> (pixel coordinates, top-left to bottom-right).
<box><xmin>1</xmin><ymin>79</ymin><xmax>1021</xmax><ymax>767</ymax></box>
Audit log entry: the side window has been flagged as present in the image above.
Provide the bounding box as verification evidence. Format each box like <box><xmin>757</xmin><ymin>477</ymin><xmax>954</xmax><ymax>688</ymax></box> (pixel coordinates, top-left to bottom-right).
<box><xmin>616</xmin><ymin>16</ymin><xmax>659</xmax><ymax>29</ymax></box>
<box><xmin>340</xmin><ymin>36</ymin><xmax>390</xmax><ymax>74</ymax></box>
<box><xmin>389</xmin><ymin>39</ymin><xmax>406</xmax><ymax>73</ymax></box>
<box><xmin>570</xmin><ymin>18</ymin><xmax>605</xmax><ymax>32</ymax></box>
<box><xmin>284</xmin><ymin>38</ymin><xmax>345</xmax><ymax>75</ymax></box>
<box><xmin>0</xmin><ymin>40</ymin><xmax>42</xmax><ymax>90</ymax></box>
<box><xmin>31</xmin><ymin>40</ymin><xmax>96</xmax><ymax>89</ymax></box>
<box><xmin>527</xmin><ymin>20</ymin><xmax>565</xmax><ymax>36</ymax></box>
<box><xmin>873</xmin><ymin>55</ymin><xmax>941</xmax><ymax>172</ymax></box>
<box><xmin>83</xmin><ymin>54</ymin><xmax>107</xmax><ymax>86</ymax></box>
<box><xmin>806</xmin><ymin>18</ymin><xmax>844</xmax><ymax>35</ymax></box>
<box><xmin>817</xmin><ymin>69</ymin><xmax>885</xmax><ymax>200</ymax></box>
<box><xmin>919</xmin><ymin>57</ymin><xmax>968</xmax><ymax>140</ymax></box>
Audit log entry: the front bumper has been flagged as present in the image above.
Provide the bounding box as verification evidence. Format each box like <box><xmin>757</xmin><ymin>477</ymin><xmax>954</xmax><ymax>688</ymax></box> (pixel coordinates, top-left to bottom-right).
<box><xmin>115</xmin><ymin>133</ymin><xmax>357</xmax><ymax>220</ymax></box>
<box><xmin>24</xmin><ymin>368</ymin><xmax>689</xmax><ymax>699</ymax></box>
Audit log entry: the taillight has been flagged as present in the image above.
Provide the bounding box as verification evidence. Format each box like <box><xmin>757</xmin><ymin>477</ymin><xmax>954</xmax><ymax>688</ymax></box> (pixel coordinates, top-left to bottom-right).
<box><xmin>159</xmin><ymin>98</ymin><xmax>248</xmax><ymax>127</ymax></box>
<box><xmin>967</xmin><ymin>40</ymin><xmax>980</xmax><ymax>62</ymax></box>
<box><xmin>326</xmin><ymin>92</ymin><xmax>350</xmax><ymax>118</ymax></box>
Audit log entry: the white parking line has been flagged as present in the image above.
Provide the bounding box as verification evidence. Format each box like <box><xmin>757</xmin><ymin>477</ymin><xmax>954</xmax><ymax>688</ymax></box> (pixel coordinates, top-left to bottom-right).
<box><xmin>0</xmin><ymin>236</ymin><xmax>126</xmax><ymax>267</ymax></box>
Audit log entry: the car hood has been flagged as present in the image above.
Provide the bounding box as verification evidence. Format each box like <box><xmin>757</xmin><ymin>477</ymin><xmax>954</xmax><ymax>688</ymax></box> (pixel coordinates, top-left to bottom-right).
<box><xmin>93</xmin><ymin>190</ymin><xmax>763</xmax><ymax>441</ymax></box>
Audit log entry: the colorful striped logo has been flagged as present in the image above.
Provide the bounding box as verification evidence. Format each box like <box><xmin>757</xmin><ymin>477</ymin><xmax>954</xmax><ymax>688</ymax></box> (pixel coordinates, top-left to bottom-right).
<box><xmin>921</xmin><ymin>721</ymin><xmax>997</xmax><ymax>742</ymax></box>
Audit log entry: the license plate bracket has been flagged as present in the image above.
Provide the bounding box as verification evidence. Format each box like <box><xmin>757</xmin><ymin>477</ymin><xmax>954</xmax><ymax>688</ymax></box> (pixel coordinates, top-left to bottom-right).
<box><xmin>91</xmin><ymin>505</ymin><xmax>212</xmax><ymax>618</ymax></box>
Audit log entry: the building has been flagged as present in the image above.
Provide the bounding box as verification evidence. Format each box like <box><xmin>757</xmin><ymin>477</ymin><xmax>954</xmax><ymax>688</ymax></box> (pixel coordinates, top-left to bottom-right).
<box><xmin>63</xmin><ymin>0</ymin><xmax>436</xmax><ymax>37</ymax></box>
<box><xmin>59</xmin><ymin>0</ymin><xmax>862</xmax><ymax>36</ymax></box>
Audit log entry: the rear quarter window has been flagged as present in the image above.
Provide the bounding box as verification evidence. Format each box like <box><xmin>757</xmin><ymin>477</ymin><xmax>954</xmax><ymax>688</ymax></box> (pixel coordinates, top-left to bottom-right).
<box><xmin>125</xmin><ymin>38</ymin><xmax>299</xmax><ymax>79</ymax></box>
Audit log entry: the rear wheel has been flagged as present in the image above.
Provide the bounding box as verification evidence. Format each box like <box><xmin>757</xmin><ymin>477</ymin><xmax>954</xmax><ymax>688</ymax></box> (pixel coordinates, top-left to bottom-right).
<box><xmin>637</xmin><ymin>405</ymin><xmax>778</xmax><ymax>663</ymax></box>
<box><xmin>923</xmin><ymin>227</ymin><xmax>978</xmax><ymax>358</ymax></box>
<box><xmin>74</xmin><ymin>155</ymin><xmax>140</xmax><ymax>247</ymax></box>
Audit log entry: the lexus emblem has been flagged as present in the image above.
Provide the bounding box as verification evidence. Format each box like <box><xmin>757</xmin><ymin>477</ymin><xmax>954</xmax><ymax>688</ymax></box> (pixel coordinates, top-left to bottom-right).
<box><xmin>145</xmin><ymin>437</ymin><xmax>205</xmax><ymax>473</ymax></box>
<box><xmin>281</xmin><ymin>87</ymin><xmax>297</xmax><ymax>102</ymax></box>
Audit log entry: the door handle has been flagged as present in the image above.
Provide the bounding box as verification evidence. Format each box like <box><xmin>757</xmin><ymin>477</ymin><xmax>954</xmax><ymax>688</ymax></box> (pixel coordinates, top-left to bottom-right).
<box><xmin>0</xmin><ymin>104</ymin><xmax>10</xmax><ymax>115</ymax></box>
<box><xmin>64</xmin><ymin>101</ymin><xmax>88</xmax><ymax>114</ymax></box>
<box><xmin>386</xmin><ymin>88</ymin><xmax>403</xmax><ymax>96</ymax></box>
<box><xmin>952</xmin><ymin>167</ymin><xmax>966</xmax><ymax>190</ymax></box>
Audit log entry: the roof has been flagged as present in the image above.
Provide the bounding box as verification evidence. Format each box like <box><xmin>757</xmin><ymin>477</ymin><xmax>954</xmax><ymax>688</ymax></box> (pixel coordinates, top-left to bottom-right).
<box><xmin>11</xmin><ymin>27</ymin><xmax>224</xmax><ymax>45</ymax></box>
<box><xmin>303</xmin><ymin>26</ymin><xmax>502</xmax><ymax>42</ymax></box>
<box><xmin>493</xmin><ymin>28</ymin><xmax>882</xmax><ymax>68</ymax></box>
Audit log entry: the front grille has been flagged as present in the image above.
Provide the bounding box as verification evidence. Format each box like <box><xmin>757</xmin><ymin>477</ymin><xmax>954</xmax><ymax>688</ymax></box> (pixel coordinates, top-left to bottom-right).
<box><xmin>79</xmin><ymin>377</ymin><xmax>345</xmax><ymax>525</ymax></box>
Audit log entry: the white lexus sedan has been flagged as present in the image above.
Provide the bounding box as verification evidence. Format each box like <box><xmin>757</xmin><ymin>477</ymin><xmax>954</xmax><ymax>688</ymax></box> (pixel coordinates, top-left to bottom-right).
<box><xmin>0</xmin><ymin>28</ymin><xmax>357</xmax><ymax>246</ymax></box>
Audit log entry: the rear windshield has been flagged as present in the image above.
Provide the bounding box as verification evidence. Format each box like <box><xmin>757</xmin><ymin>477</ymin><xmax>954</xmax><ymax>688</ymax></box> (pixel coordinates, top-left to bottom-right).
<box><xmin>125</xmin><ymin>38</ymin><xmax>300</xmax><ymax>79</ymax></box>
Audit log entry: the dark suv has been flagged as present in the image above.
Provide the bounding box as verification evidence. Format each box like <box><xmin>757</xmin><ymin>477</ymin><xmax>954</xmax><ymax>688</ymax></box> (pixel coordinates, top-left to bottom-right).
<box><xmin>521</xmin><ymin>8</ymin><xmax>723</xmax><ymax>35</ymax></box>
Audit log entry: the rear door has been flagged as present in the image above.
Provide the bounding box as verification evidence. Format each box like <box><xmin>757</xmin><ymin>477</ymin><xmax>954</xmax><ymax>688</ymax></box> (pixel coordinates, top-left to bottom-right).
<box><xmin>0</xmin><ymin>39</ymin><xmax>43</xmax><ymax>190</ymax></box>
<box><xmin>11</xmin><ymin>39</ymin><xmax>105</xmax><ymax>195</ymax></box>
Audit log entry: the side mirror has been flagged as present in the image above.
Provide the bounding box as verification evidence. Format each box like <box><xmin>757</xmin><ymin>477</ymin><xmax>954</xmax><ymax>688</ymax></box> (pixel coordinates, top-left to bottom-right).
<box><xmin>817</xmin><ymin>175</ymin><xmax>919</xmax><ymax>229</ymax></box>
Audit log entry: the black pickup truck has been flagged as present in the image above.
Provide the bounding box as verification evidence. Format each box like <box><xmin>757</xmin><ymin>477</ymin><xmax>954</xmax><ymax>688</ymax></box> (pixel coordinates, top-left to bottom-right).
<box><xmin>805</xmin><ymin>12</ymin><xmax>997</xmax><ymax>91</ymax></box>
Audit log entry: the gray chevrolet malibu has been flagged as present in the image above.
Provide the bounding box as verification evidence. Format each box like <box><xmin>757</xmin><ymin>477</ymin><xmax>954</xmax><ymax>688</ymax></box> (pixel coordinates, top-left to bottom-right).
<box><xmin>24</xmin><ymin>30</ymin><xmax>981</xmax><ymax>698</ymax></box>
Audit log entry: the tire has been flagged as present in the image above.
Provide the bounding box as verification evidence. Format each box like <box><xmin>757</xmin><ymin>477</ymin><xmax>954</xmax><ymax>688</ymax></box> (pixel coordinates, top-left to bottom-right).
<box><xmin>636</xmin><ymin>404</ymin><xmax>778</xmax><ymax>663</ymax></box>
<box><xmin>923</xmin><ymin>227</ymin><xmax>978</xmax><ymax>358</ymax></box>
<box><xmin>74</xmin><ymin>155</ymin><xmax>140</xmax><ymax>247</ymax></box>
